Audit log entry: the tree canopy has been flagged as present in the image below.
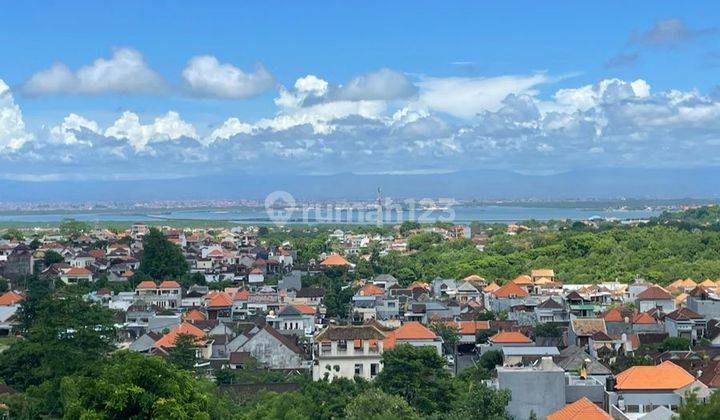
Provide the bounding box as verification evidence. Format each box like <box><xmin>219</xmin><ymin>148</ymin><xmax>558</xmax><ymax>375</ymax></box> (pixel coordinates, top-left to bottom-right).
<box><xmin>139</xmin><ymin>228</ymin><xmax>189</xmax><ymax>280</ymax></box>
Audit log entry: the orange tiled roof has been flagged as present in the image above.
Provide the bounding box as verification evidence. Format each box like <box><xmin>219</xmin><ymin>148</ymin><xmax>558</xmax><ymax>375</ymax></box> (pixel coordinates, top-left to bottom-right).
<box><xmin>235</xmin><ymin>289</ymin><xmax>250</xmax><ymax>300</ymax></box>
<box><xmin>603</xmin><ymin>308</ymin><xmax>623</xmax><ymax>323</ymax></box>
<box><xmin>136</xmin><ymin>280</ymin><xmax>157</xmax><ymax>289</ymax></box>
<box><xmin>184</xmin><ymin>309</ymin><xmax>207</xmax><ymax>321</ymax></box>
<box><xmin>615</xmin><ymin>361</ymin><xmax>694</xmax><ymax>390</ymax></box>
<box><xmin>492</xmin><ymin>281</ymin><xmax>529</xmax><ymax>298</ymax></box>
<box><xmin>483</xmin><ymin>282</ymin><xmax>500</xmax><ymax>293</ymax></box>
<box><xmin>320</xmin><ymin>254</ymin><xmax>350</xmax><ymax>266</ymax></box>
<box><xmin>154</xmin><ymin>322</ymin><xmax>206</xmax><ymax>348</ymax></box>
<box><xmin>489</xmin><ymin>331</ymin><xmax>532</xmax><ymax>344</ymax></box>
<box><xmin>463</xmin><ymin>274</ymin><xmax>485</xmax><ymax>282</ymax></box>
<box><xmin>65</xmin><ymin>267</ymin><xmax>92</xmax><ymax>275</ymax></box>
<box><xmin>383</xmin><ymin>321</ymin><xmax>438</xmax><ymax>349</ymax></box>
<box><xmin>447</xmin><ymin>320</ymin><xmax>490</xmax><ymax>335</ymax></box>
<box><xmin>159</xmin><ymin>280</ymin><xmax>181</xmax><ymax>289</ymax></box>
<box><xmin>293</xmin><ymin>304</ymin><xmax>316</xmax><ymax>315</ymax></box>
<box><xmin>207</xmin><ymin>291</ymin><xmax>233</xmax><ymax>307</ymax></box>
<box><xmin>512</xmin><ymin>274</ymin><xmax>533</xmax><ymax>285</ymax></box>
<box><xmin>547</xmin><ymin>397</ymin><xmax>611</xmax><ymax>420</ymax></box>
<box><xmin>0</xmin><ymin>291</ymin><xmax>23</xmax><ymax>306</ymax></box>
<box><xmin>358</xmin><ymin>284</ymin><xmax>385</xmax><ymax>296</ymax></box>
<box><xmin>632</xmin><ymin>312</ymin><xmax>657</xmax><ymax>325</ymax></box>
<box><xmin>675</xmin><ymin>292</ymin><xmax>689</xmax><ymax>305</ymax></box>
<box><xmin>700</xmin><ymin>279</ymin><xmax>716</xmax><ymax>287</ymax></box>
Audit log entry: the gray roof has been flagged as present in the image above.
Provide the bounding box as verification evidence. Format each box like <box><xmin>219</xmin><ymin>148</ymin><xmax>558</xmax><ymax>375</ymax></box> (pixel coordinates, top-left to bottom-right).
<box><xmin>278</xmin><ymin>271</ymin><xmax>303</xmax><ymax>291</ymax></box>
<box><xmin>502</xmin><ymin>346</ymin><xmax>560</xmax><ymax>357</ymax></box>
<box><xmin>638</xmin><ymin>406</ymin><xmax>674</xmax><ymax>420</ymax></box>
<box><xmin>557</xmin><ymin>346</ymin><xmax>612</xmax><ymax>375</ymax></box>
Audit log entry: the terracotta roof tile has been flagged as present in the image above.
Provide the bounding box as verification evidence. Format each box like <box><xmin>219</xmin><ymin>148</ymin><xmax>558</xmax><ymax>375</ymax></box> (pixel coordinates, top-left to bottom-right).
<box><xmin>207</xmin><ymin>291</ymin><xmax>233</xmax><ymax>308</ymax></box>
<box><xmin>489</xmin><ymin>331</ymin><xmax>532</xmax><ymax>344</ymax></box>
<box><xmin>0</xmin><ymin>291</ymin><xmax>23</xmax><ymax>306</ymax></box>
<box><xmin>492</xmin><ymin>281</ymin><xmax>529</xmax><ymax>298</ymax></box>
<box><xmin>547</xmin><ymin>397</ymin><xmax>611</xmax><ymax>420</ymax></box>
<box><xmin>136</xmin><ymin>280</ymin><xmax>157</xmax><ymax>289</ymax></box>
<box><xmin>615</xmin><ymin>361</ymin><xmax>695</xmax><ymax>390</ymax></box>
<box><xmin>637</xmin><ymin>285</ymin><xmax>672</xmax><ymax>301</ymax></box>
<box><xmin>320</xmin><ymin>254</ymin><xmax>350</xmax><ymax>266</ymax></box>
<box><xmin>154</xmin><ymin>322</ymin><xmax>206</xmax><ymax>348</ymax></box>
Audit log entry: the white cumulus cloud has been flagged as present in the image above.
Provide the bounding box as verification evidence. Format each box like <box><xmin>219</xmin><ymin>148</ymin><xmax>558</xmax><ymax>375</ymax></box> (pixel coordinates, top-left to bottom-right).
<box><xmin>182</xmin><ymin>55</ymin><xmax>274</xmax><ymax>99</ymax></box>
<box><xmin>50</xmin><ymin>113</ymin><xmax>100</xmax><ymax>145</ymax></box>
<box><xmin>104</xmin><ymin>111</ymin><xmax>197</xmax><ymax>151</ymax></box>
<box><xmin>0</xmin><ymin>79</ymin><xmax>33</xmax><ymax>152</ymax></box>
<box><xmin>23</xmin><ymin>48</ymin><xmax>166</xmax><ymax>95</ymax></box>
<box><xmin>415</xmin><ymin>73</ymin><xmax>549</xmax><ymax>118</ymax></box>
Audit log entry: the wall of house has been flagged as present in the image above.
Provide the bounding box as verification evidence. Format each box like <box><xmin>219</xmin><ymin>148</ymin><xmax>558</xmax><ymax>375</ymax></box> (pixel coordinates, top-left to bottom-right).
<box><xmin>312</xmin><ymin>356</ymin><xmax>383</xmax><ymax>381</ymax></box>
<box><xmin>687</xmin><ymin>297</ymin><xmax>720</xmax><ymax>320</ymax></box>
<box><xmin>239</xmin><ymin>329</ymin><xmax>304</xmax><ymax>369</ymax></box>
<box><xmin>498</xmin><ymin>368</ymin><xmax>565</xmax><ymax>419</ymax></box>
<box><xmin>639</xmin><ymin>300</ymin><xmax>675</xmax><ymax>313</ymax></box>
<box><xmin>616</xmin><ymin>390</ymin><xmax>682</xmax><ymax>415</ymax></box>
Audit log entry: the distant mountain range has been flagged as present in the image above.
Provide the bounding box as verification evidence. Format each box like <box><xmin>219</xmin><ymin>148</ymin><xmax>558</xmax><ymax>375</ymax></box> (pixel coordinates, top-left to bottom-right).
<box><xmin>0</xmin><ymin>167</ymin><xmax>719</xmax><ymax>202</ymax></box>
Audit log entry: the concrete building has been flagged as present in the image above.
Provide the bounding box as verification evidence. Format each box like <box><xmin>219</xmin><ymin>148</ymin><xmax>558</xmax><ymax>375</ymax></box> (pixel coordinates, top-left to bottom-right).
<box><xmin>607</xmin><ymin>360</ymin><xmax>703</xmax><ymax>419</ymax></box>
<box><xmin>497</xmin><ymin>357</ymin><xmax>566</xmax><ymax>419</ymax></box>
<box><xmin>636</xmin><ymin>286</ymin><xmax>675</xmax><ymax>314</ymax></box>
<box><xmin>312</xmin><ymin>324</ymin><xmax>386</xmax><ymax>381</ymax></box>
<box><xmin>686</xmin><ymin>286</ymin><xmax>720</xmax><ymax>320</ymax></box>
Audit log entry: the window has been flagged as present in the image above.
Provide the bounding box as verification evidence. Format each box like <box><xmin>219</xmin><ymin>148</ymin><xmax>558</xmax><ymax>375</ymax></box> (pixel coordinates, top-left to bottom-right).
<box><xmin>625</xmin><ymin>405</ymin><xmax>640</xmax><ymax>413</ymax></box>
<box><xmin>354</xmin><ymin>364</ymin><xmax>363</xmax><ymax>375</ymax></box>
<box><xmin>338</xmin><ymin>340</ymin><xmax>348</xmax><ymax>351</ymax></box>
<box><xmin>370</xmin><ymin>363</ymin><xmax>379</xmax><ymax>377</ymax></box>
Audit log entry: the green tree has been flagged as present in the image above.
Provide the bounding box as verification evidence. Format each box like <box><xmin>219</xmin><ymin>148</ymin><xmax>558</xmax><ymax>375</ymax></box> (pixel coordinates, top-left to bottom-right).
<box><xmin>58</xmin><ymin>219</ymin><xmax>90</xmax><ymax>240</ymax></box>
<box><xmin>139</xmin><ymin>228</ymin><xmax>189</xmax><ymax>280</ymax></box>
<box><xmin>448</xmin><ymin>382</ymin><xmax>511</xmax><ymax>419</ymax></box>
<box><xmin>59</xmin><ymin>351</ymin><xmax>210</xmax><ymax>419</ymax></box>
<box><xmin>676</xmin><ymin>389</ymin><xmax>720</xmax><ymax>419</ymax></box>
<box><xmin>2</xmin><ymin>228</ymin><xmax>24</xmax><ymax>240</ymax></box>
<box><xmin>376</xmin><ymin>345</ymin><xmax>453</xmax><ymax>415</ymax></box>
<box><xmin>345</xmin><ymin>388</ymin><xmax>419</xmax><ymax>420</ymax></box>
<box><xmin>168</xmin><ymin>333</ymin><xmax>198</xmax><ymax>370</ymax></box>
<box><xmin>662</xmin><ymin>336</ymin><xmax>691</xmax><ymax>351</ymax></box>
<box><xmin>478</xmin><ymin>350</ymin><xmax>503</xmax><ymax>371</ymax></box>
<box><xmin>43</xmin><ymin>250</ymin><xmax>65</xmax><ymax>266</ymax></box>
<box><xmin>430</xmin><ymin>321</ymin><xmax>460</xmax><ymax>353</ymax></box>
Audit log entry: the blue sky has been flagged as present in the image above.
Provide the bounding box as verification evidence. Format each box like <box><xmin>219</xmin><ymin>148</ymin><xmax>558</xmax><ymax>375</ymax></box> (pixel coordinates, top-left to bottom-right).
<box><xmin>1</xmin><ymin>1</ymin><xmax>720</xmax><ymax>181</ymax></box>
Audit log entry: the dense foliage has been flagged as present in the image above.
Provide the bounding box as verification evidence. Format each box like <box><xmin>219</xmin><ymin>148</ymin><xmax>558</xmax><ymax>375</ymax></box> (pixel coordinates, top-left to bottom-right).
<box><xmin>139</xmin><ymin>227</ymin><xmax>190</xmax><ymax>280</ymax></box>
<box><xmin>367</xmin><ymin>225</ymin><xmax>720</xmax><ymax>285</ymax></box>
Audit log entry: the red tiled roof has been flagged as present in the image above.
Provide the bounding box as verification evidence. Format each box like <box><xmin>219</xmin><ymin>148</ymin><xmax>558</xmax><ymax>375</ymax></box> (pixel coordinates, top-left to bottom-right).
<box><xmin>136</xmin><ymin>280</ymin><xmax>157</xmax><ymax>289</ymax></box>
<box><xmin>637</xmin><ymin>285</ymin><xmax>672</xmax><ymax>301</ymax></box>
<box><xmin>632</xmin><ymin>312</ymin><xmax>657</xmax><ymax>325</ymax></box>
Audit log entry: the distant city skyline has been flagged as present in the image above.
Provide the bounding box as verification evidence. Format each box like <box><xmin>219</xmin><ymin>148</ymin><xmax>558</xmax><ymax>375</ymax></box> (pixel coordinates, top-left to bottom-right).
<box><xmin>1</xmin><ymin>2</ymin><xmax>720</xmax><ymax>184</ymax></box>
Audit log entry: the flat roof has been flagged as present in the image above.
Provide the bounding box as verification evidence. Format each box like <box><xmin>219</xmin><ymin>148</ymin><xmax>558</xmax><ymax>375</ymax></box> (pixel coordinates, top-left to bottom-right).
<box><xmin>502</xmin><ymin>346</ymin><xmax>560</xmax><ymax>356</ymax></box>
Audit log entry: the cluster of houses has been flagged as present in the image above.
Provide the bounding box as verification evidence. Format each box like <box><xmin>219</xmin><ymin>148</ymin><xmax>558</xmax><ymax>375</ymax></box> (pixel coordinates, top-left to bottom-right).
<box><xmin>2</xmin><ymin>224</ymin><xmax>720</xmax><ymax>418</ymax></box>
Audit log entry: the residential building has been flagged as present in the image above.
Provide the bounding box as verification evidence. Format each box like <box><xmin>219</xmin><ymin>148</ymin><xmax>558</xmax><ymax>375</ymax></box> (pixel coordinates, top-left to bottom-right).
<box><xmin>312</xmin><ymin>324</ymin><xmax>386</xmax><ymax>381</ymax></box>
<box><xmin>607</xmin><ymin>361</ymin><xmax>702</xmax><ymax>419</ymax></box>
<box><xmin>636</xmin><ymin>286</ymin><xmax>675</xmax><ymax>314</ymax></box>
<box><xmin>664</xmin><ymin>307</ymin><xmax>706</xmax><ymax>342</ymax></box>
